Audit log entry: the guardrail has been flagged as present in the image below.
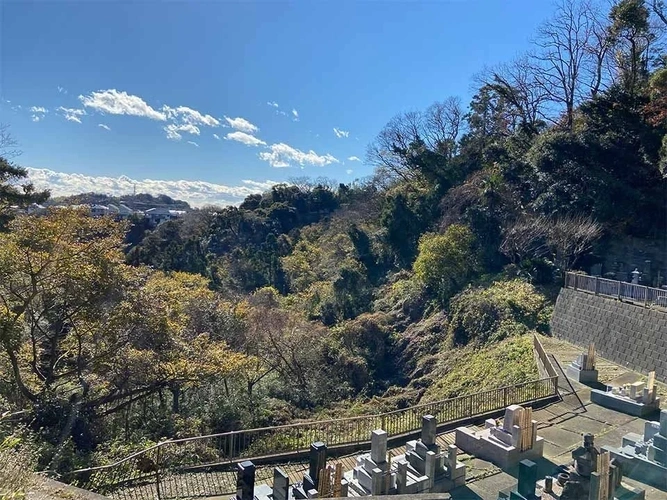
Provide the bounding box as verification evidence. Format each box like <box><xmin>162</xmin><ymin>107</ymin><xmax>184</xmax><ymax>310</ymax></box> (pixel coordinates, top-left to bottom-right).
<box><xmin>565</xmin><ymin>272</ymin><xmax>667</xmax><ymax>308</ymax></box>
<box><xmin>65</xmin><ymin>374</ymin><xmax>557</xmax><ymax>499</ymax></box>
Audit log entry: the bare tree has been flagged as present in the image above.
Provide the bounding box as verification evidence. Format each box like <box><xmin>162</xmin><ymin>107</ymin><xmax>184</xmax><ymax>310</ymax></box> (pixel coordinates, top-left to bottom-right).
<box><xmin>488</xmin><ymin>56</ymin><xmax>550</xmax><ymax>131</ymax></box>
<box><xmin>530</xmin><ymin>0</ymin><xmax>600</xmax><ymax>129</ymax></box>
<box><xmin>651</xmin><ymin>0</ymin><xmax>667</xmax><ymax>27</ymax></box>
<box><xmin>546</xmin><ymin>215</ymin><xmax>602</xmax><ymax>272</ymax></box>
<box><xmin>0</xmin><ymin>124</ymin><xmax>21</xmax><ymax>159</ymax></box>
<box><xmin>500</xmin><ymin>216</ymin><xmax>550</xmax><ymax>264</ymax></box>
<box><xmin>366</xmin><ymin>98</ymin><xmax>463</xmax><ymax>183</ymax></box>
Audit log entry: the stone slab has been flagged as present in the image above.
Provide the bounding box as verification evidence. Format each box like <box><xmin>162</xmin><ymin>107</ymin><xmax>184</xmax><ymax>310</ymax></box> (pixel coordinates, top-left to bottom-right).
<box><xmin>591</xmin><ymin>389</ymin><xmax>661</xmax><ymax>417</ymax></box>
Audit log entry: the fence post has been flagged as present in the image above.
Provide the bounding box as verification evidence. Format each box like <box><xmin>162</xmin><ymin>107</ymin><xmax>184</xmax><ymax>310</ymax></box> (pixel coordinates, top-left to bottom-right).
<box><xmin>381</xmin><ymin>415</ymin><xmax>386</xmax><ymax>432</ymax></box>
<box><xmin>503</xmin><ymin>386</ymin><xmax>508</xmax><ymax>407</ymax></box>
<box><xmin>617</xmin><ymin>281</ymin><xmax>621</xmax><ymax>300</ymax></box>
<box><xmin>573</xmin><ymin>274</ymin><xmax>578</xmax><ymax>290</ymax></box>
<box><xmin>644</xmin><ymin>286</ymin><xmax>649</xmax><ymax>307</ymax></box>
<box><xmin>155</xmin><ymin>445</ymin><xmax>162</xmax><ymax>500</ymax></box>
<box><xmin>595</xmin><ymin>277</ymin><xmax>599</xmax><ymax>295</ymax></box>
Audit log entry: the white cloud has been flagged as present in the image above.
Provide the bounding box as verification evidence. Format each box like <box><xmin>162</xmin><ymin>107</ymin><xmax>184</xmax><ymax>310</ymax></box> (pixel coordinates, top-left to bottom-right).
<box><xmin>30</xmin><ymin>106</ymin><xmax>47</xmax><ymax>122</ymax></box>
<box><xmin>259</xmin><ymin>143</ymin><xmax>339</xmax><ymax>168</ymax></box>
<box><xmin>57</xmin><ymin>86</ymin><xmax>67</xmax><ymax>94</ymax></box>
<box><xmin>27</xmin><ymin>167</ymin><xmax>279</xmax><ymax>207</ymax></box>
<box><xmin>79</xmin><ymin>89</ymin><xmax>167</xmax><ymax>121</ymax></box>
<box><xmin>213</xmin><ymin>133</ymin><xmax>221</xmax><ymax>140</ymax></box>
<box><xmin>267</xmin><ymin>101</ymin><xmax>279</xmax><ymax>108</ymax></box>
<box><xmin>333</xmin><ymin>127</ymin><xmax>349</xmax><ymax>138</ymax></box>
<box><xmin>346</xmin><ymin>169</ymin><xmax>353</xmax><ymax>174</ymax></box>
<box><xmin>164</xmin><ymin>123</ymin><xmax>201</xmax><ymax>140</ymax></box>
<box><xmin>163</xmin><ymin>105</ymin><xmax>220</xmax><ymax>127</ymax></box>
<box><xmin>58</xmin><ymin>107</ymin><xmax>86</xmax><ymax>124</ymax></box>
<box><xmin>292</xmin><ymin>109</ymin><xmax>299</xmax><ymax>120</ymax></box>
<box><xmin>98</xmin><ymin>123</ymin><xmax>111</xmax><ymax>131</ymax></box>
<box><xmin>225</xmin><ymin>131</ymin><xmax>267</xmax><ymax>147</ymax></box>
<box><xmin>187</xmin><ymin>141</ymin><xmax>199</xmax><ymax>147</ymax></box>
<box><xmin>224</xmin><ymin>116</ymin><xmax>259</xmax><ymax>134</ymax></box>
<box><xmin>347</xmin><ymin>156</ymin><xmax>361</xmax><ymax>162</ymax></box>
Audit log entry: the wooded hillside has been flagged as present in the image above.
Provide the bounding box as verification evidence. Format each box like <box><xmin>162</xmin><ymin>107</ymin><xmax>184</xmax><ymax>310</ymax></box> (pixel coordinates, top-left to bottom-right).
<box><xmin>1</xmin><ymin>0</ymin><xmax>666</xmax><ymax>482</ymax></box>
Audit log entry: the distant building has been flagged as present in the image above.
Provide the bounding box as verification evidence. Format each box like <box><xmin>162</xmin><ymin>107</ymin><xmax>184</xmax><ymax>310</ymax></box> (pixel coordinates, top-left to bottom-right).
<box><xmin>90</xmin><ymin>204</ymin><xmax>110</xmax><ymax>217</ymax></box>
<box><xmin>144</xmin><ymin>207</ymin><xmax>185</xmax><ymax>226</ymax></box>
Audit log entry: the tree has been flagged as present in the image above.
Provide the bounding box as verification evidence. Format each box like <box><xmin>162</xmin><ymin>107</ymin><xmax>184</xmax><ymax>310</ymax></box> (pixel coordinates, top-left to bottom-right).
<box><xmin>413</xmin><ymin>224</ymin><xmax>479</xmax><ymax>304</ymax></box>
<box><xmin>0</xmin><ymin>208</ymin><xmax>243</xmax><ymax>464</ymax></box>
<box><xmin>530</xmin><ymin>0</ymin><xmax>609</xmax><ymax>128</ymax></box>
<box><xmin>610</xmin><ymin>0</ymin><xmax>654</xmax><ymax>93</ymax></box>
<box><xmin>0</xmin><ymin>126</ymin><xmax>50</xmax><ymax>229</ymax></box>
<box><xmin>367</xmin><ymin>98</ymin><xmax>464</xmax><ymax>185</ymax></box>
<box><xmin>546</xmin><ymin>215</ymin><xmax>603</xmax><ymax>273</ymax></box>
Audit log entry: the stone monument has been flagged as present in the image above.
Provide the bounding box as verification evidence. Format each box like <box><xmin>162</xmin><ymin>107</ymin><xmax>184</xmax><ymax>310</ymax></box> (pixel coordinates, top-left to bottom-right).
<box><xmin>344</xmin><ymin>415</ymin><xmax>466</xmax><ymax>495</ymax></box>
<box><xmin>497</xmin><ymin>459</ymin><xmax>539</xmax><ymax>499</ymax></box>
<box><xmin>566</xmin><ymin>343</ymin><xmax>599</xmax><ymax>384</ymax></box>
<box><xmin>602</xmin><ymin>409</ymin><xmax>667</xmax><ymax>490</ymax></box>
<box><xmin>455</xmin><ymin>404</ymin><xmax>544</xmax><ymax>469</ymax></box>
<box><xmin>590</xmin><ymin>371</ymin><xmax>660</xmax><ymax>417</ymax></box>
<box><xmin>532</xmin><ymin>435</ymin><xmax>646</xmax><ymax>500</ymax></box>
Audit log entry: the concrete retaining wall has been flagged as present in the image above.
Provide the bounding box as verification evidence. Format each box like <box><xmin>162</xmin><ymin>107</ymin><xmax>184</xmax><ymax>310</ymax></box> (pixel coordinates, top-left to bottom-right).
<box><xmin>550</xmin><ymin>288</ymin><xmax>667</xmax><ymax>382</ymax></box>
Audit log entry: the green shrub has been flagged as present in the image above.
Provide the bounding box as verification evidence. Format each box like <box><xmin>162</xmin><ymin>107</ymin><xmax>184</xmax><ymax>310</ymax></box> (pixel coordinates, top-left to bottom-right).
<box><xmin>448</xmin><ymin>279</ymin><xmax>550</xmax><ymax>346</ymax></box>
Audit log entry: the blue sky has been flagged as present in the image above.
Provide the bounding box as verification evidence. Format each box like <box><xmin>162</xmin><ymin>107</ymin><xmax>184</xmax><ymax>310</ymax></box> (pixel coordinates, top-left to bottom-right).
<box><xmin>1</xmin><ymin>0</ymin><xmax>553</xmax><ymax>206</ymax></box>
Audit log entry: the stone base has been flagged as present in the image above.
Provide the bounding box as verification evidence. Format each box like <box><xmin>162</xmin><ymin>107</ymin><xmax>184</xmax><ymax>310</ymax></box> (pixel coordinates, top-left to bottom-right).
<box><xmin>455</xmin><ymin>427</ymin><xmax>544</xmax><ymax>470</ymax></box>
<box><xmin>603</xmin><ymin>444</ymin><xmax>667</xmax><ymax>490</ymax></box>
<box><xmin>566</xmin><ymin>365</ymin><xmax>599</xmax><ymax>384</ymax></box>
<box><xmin>590</xmin><ymin>390</ymin><xmax>660</xmax><ymax>417</ymax></box>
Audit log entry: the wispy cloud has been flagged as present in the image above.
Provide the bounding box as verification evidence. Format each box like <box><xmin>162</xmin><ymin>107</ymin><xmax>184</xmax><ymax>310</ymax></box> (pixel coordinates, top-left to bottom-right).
<box><xmin>292</xmin><ymin>109</ymin><xmax>299</xmax><ymax>121</ymax></box>
<box><xmin>346</xmin><ymin>169</ymin><xmax>353</xmax><ymax>175</ymax></box>
<box><xmin>259</xmin><ymin>143</ymin><xmax>338</xmax><ymax>168</ymax></box>
<box><xmin>163</xmin><ymin>105</ymin><xmax>220</xmax><ymax>127</ymax></box>
<box><xmin>187</xmin><ymin>141</ymin><xmax>199</xmax><ymax>147</ymax></box>
<box><xmin>27</xmin><ymin>167</ymin><xmax>279</xmax><ymax>207</ymax></box>
<box><xmin>79</xmin><ymin>89</ymin><xmax>166</xmax><ymax>121</ymax></box>
<box><xmin>347</xmin><ymin>156</ymin><xmax>361</xmax><ymax>162</ymax></box>
<box><xmin>58</xmin><ymin>107</ymin><xmax>86</xmax><ymax>124</ymax></box>
<box><xmin>164</xmin><ymin>123</ymin><xmax>200</xmax><ymax>140</ymax></box>
<box><xmin>333</xmin><ymin>127</ymin><xmax>349</xmax><ymax>138</ymax></box>
<box><xmin>225</xmin><ymin>131</ymin><xmax>267</xmax><ymax>147</ymax></box>
<box><xmin>98</xmin><ymin>123</ymin><xmax>111</xmax><ymax>131</ymax></box>
<box><xmin>57</xmin><ymin>86</ymin><xmax>67</xmax><ymax>94</ymax></box>
<box><xmin>30</xmin><ymin>106</ymin><xmax>47</xmax><ymax>122</ymax></box>
<box><xmin>224</xmin><ymin>116</ymin><xmax>259</xmax><ymax>134</ymax></box>
<box><xmin>213</xmin><ymin>133</ymin><xmax>221</xmax><ymax>140</ymax></box>
<box><xmin>267</xmin><ymin>101</ymin><xmax>279</xmax><ymax>108</ymax></box>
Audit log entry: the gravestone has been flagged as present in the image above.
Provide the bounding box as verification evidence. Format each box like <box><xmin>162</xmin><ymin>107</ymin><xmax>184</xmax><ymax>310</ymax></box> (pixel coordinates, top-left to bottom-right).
<box><xmin>566</xmin><ymin>343</ymin><xmax>599</xmax><ymax>384</ymax></box>
<box><xmin>235</xmin><ymin>461</ymin><xmax>255</xmax><ymax>500</ymax></box>
<box><xmin>273</xmin><ymin>467</ymin><xmax>289</xmax><ymax>500</ymax></box>
<box><xmin>590</xmin><ymin>371</ymin><xmax>660</xmax><ymax>417</ymax></box>
<box><xmin>603</xmin><ymin>409</ymin><xmax>667</xmax><ymax>489</ymax></box>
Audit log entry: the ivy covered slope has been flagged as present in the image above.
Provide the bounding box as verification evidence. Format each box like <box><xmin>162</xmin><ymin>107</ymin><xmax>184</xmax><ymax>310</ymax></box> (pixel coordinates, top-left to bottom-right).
<box><xmin>1</xmin><ymin>0</ymin><xmax>667</xmax><ymax>478</ymax></box>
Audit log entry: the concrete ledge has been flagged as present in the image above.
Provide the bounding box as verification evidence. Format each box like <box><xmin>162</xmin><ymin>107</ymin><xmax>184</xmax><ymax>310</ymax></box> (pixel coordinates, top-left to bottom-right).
<box><xmin>590</xmin><ymin>389</ymin><xmax>660</xmax><ymax>417</ymax></box>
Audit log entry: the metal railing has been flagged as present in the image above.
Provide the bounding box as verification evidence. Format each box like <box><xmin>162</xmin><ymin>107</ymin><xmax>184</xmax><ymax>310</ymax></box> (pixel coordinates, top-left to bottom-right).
<box><xmin>565</xmin><ymin>272</ymin><xmax>667</xmax><ymax>308</ymax></box>
<box><xmin>64</xmin><ymin>373</ymin><xmax>557</xmax><ymax>498</ymax></box>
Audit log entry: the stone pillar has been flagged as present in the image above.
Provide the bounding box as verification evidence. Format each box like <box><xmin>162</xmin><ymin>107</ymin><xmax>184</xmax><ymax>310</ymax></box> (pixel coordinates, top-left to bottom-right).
<box><xmin>308</xmin><ymin>441</ymin><xmax>327</xmax><ymax>487</ymax></box>
<box><xmin>236</xmin><ymin>460</ymin><xmax>255</xmax><ymax>500</ymax></box>
<box><xmin>511</xmin><ymin>424</ymin><xmax>521</xmax><ymax>448</ymax></box>
<box><xmin>273</xmin><ymin>467</ymin><xmax>289</xmax><ymax>500</ymax></box>
<box><xmin>544</xmin><ymin>476</ymin><xmax>553</xmax><ymax>493</ymax></box>
<box><xmin>447</xmin><ymin>444</ymin><xmax>457</xmax><ymax>474</ymax></box>
<box><xmin>660</xmin><ymin>409</ymin><xmax>667</xmax><ymax>437</ymax></box>
<box><xmin>340</xmin><ymin>478</ymin><xmax>349</xmax><ymax>497</ymax></box>
<box><xmin>517</xmin><ymin>459</ymin><xmax>537</xmax><ymax>499</ymax></box>
<box><xmin>422</xmin><ymin>415</ymin><xmax>437</xmax><ymax>446</ymax></box>
<box><xmin>589</xmin><ymin>472</ymin><xmax>601</xmax><ymax>500</ymax></box>
<box><xmin>396</xmin><ymin>459</ymin><xmax>408</xmax><ymax>494</ymax></box>
<box><xmin>425</xmin><ymin>451</ymin><xmax>436</xmax><ymax>491</ymax></box>
<box><xmin>371</xmin><ymin>429</ymin><xmax>388</xmax><ymax>463</ymax></box>
<box><xmin>370</xmin><ymin>467</ymin><xmax>383</xmax><ymax>495</ymax></box>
